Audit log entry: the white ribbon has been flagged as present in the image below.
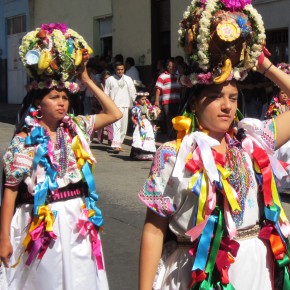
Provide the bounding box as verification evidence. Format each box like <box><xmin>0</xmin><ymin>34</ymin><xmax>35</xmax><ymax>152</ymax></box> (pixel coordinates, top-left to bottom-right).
<box><xmin>239</xmin><ymin>118</ymin><xmax>287</xmax><ymax>180</ymax></box>
<box><xmin>172</xmin><ymin>131</ymin><xmax>220</xmax><ymax>183</ymax></box>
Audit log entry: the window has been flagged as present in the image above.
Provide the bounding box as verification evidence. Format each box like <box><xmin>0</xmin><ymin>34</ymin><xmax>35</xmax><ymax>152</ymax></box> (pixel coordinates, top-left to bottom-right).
<box><xmin>99</xmin><ymin>17</ymin><xmax>112</xmax><ymax>58</ymax></box>
<box><xmin>7</xmin><ymin>15</ymin><xmax>26</xmax><ymax>35</ymax></box>
<box><xmin>266</xmin><ymin>28</ymin><xmax>288</xmax><ymax>64</ymax></box>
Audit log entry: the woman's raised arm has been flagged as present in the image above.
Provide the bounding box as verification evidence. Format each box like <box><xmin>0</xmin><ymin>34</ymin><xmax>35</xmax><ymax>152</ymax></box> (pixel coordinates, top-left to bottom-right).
<box><xmin>78</xmin><ymin>62</ymin><xmax>122</xmax><ymax>131</ymax></box>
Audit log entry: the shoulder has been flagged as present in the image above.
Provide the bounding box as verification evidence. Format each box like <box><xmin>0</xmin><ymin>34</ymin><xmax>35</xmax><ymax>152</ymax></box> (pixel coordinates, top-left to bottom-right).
<box><xmin>152</xmin><ymin>141</ymin><xmax>177</xmax><ymax>170</ymax></box>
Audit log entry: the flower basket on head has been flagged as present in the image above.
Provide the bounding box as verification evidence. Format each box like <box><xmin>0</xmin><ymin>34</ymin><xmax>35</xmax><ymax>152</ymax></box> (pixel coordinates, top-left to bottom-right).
<box><xmin>178</xmin><ymin>0</ymin><xmax>266</xmax><ymax>86</ymax></box>
<box><xmin>19</xmin><ymin>23</ymin><xmax>93</xmax><ymax>94</ymax></box>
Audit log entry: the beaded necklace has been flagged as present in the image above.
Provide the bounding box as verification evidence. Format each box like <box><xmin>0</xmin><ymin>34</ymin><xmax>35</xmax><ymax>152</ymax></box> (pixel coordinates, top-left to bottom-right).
<box><xmin>53</xmin><ymin>126</ymin><xmax>69</xmax><ymax>178</ymax></box>
<box><xmin>225</xmin><ymin>134</ymin><xmax>250</xmax><ymax>226</ymax></box>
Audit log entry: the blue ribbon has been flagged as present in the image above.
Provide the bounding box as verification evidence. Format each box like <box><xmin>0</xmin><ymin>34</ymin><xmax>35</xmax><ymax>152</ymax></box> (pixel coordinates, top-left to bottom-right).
<box><xmin>82</xmin><ymin>162</ymin><xmax>96</xmax><ymax>193</ymax></box>
<box><xmin>33</xmin><ymin>172</ymin><xmax>58</xmax><ymax>215</ymax></box>
<box><xmin>191</xmin><ymin>173</ymin><xmax>202</xmax><ymax>196</ymax></box>
<box><xmin>192</xmin><ymin>214</ymin><xmax>217</xmax><ymax>271</ymax></box>
<box><xmin>25</xmin><ymin>126</ymin><xmax>58</xmax><ymax>215</ymax></box>
<box><xmin>264</xmin><ymin>203</ymin><xmax>280</xmax><ymax>223</ymax></box>
<box><xmin>191</xmin><ymin>173</ymin><xmax>202</xmax><ymax>226</ymax></box>
<box><xmin>85</xmin><ymin>196</ymin><xmax>104</xmax><ymax>227</ymax></box>
<box><xmin>82</xmin><ymin>162</ymin><xmax>104</xmax><ymax>227</ymax></box>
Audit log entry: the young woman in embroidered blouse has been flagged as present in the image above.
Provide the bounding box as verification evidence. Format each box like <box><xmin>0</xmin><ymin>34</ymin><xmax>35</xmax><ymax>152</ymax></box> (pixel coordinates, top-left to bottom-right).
<box><xmin>138</xmin><ymin>56</ymin><xmax>290</xmax><ymax>290</ymax></box>
<box><xmin>0</xmin><ymin>59</ymin><xmax>122</xmax><ymax>289</ymax></box>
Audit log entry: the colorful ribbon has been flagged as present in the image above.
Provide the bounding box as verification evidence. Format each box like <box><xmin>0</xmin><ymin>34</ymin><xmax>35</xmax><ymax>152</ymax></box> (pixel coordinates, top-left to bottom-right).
<box><xmin>77</xmin><ymin>209</ymin><xmax>104</xmax><ymax>270</ymax></box>
<box><xmin>23</xmin><ymin>205</ymin><xmax>57</xmax><ymax>265</ymax></box>
<box><xmin>172</xmin><ymin>116</ymin><xmax>192</xmax><ymax>151</ymax></box>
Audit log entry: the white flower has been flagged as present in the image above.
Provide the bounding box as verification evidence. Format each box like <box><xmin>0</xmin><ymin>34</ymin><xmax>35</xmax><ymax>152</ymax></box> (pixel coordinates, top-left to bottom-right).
<box><xmin>233</xmin><ymin>69</ymin><xmax>241</xmax><ymax>80</ymax></box>
<box><xmin>183</xmin><ymin>11</ymin><xmax>190</xmax><ymax>18</ymax></box>
<box><xmin>200</xmin><ymin>18</ymin><xmax>211</xmax><ymax>27</ymax></box>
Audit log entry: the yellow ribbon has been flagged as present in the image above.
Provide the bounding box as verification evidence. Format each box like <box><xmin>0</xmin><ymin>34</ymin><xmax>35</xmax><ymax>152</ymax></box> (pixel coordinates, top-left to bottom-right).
<box><xmin>72</xmin><ymin>135</ymin><xmax>93</xmax><ymax>170</ymax></box>
<box><xmin>217</xmin><ymin>165</ymin><xmax>241</xmax><ymax>212</ymax></box>
<box><xmin>255</xmin><ymin>161</ymin><xmax>288</xmax><ymax>222</ymax></box>
<box><xmin>188</xmin><ymin>170</ymin><xmax>201</xmax><ymax>189</ymax></box>
<box><xmin>172</xmin><ymin>116</ymin><xmax>192</xmax><ymax>151</ymax></box>
<box><xmin>271</xmin><ymin>174</ymin><xmax>288</xmax><ymax>222</ymax></box>
<box><xmin>23</xmin><ymin>205</ymin><xmax>55</xmax><ymax>247</ymax></box>
<box><xmin>196</xmin><ymin>173</ymin><xmax>208</xmax><ymax>225</ymax></box>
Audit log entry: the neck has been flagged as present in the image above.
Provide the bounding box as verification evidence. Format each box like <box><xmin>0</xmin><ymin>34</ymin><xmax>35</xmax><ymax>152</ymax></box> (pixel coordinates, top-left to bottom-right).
<box><xmin>38</xmin><ymin>119</ymin><xmax>59</xmax><ymax>133</ymax></box>
<box><xmin>208</xmin><ymin>132</ymin><xmax>227</xmax><ymax>154</ymax></box>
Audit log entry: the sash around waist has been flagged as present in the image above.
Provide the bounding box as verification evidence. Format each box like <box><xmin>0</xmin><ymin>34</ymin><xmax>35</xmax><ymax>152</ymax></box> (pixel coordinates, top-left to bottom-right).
<box><xmin>17</xmin><ymin>180</ymin><xmax>89</xmax><ymax>205</ymax></box>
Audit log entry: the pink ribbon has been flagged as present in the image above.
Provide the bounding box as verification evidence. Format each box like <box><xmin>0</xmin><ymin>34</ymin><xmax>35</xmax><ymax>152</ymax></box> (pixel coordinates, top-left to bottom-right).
<box><xmin>25</xmin><ymin>222</ymin><xmax>57</xmax><ymax>266</ymax></box>
<box><xmin>77</xmin><ymin>212</ymin><xmax>104</xmax><ymax>270</ymax></box>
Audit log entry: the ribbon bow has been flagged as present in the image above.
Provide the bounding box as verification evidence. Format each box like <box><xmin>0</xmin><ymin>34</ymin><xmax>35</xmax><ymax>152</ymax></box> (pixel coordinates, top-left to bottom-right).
<box><xmin>172</xmin><ymin>116</ymin><xmax>192</xmax><ymax>151</ymax></box>
<box><xmin>23</xmin><ymin>205</ymin><xmax>57</xmax><ymax>265</ymax></box>
<box><xmin>72</xmin><ymin>135</ymin><xmax>94</xmax><ymax>169</ymax></box>
<box><xmin>77</xmin><ymin>209</ymin><xmax>104</xmax><ymax>269</ymax></box>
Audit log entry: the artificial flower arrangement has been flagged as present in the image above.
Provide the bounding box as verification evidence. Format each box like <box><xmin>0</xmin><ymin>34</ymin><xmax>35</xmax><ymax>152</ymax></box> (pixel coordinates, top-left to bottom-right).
<box><xmin>19</xmin><ymin>23</ymin><xmax>93</xmax><ymax>93</ymax></box>
<box><xmin>178</xmin><ymin>0</ymin><xmax>266</xmax><ymax>86</ymax></box>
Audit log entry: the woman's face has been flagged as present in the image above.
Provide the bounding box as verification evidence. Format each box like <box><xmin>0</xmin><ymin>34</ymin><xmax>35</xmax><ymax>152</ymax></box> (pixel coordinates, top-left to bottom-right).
<box><xmin>102</xmin><ymin>74</ymin><xmax>110</xmax><ymax>85</ymax></box>
<box><xmin>137</xmin><ymin>96</ymin><xmax>147</xmax><ymax>106</ymax></box>
<box><xmin>193</xmin><ymin>82</ymin><xmax>238</xmax><ymax>139</ymax></box>
<box><xmin>278</xmin><ymin>90</ymin><xmax>289</xmax><ymax>104</ymax></box>
<box><xmin>37</xmin><ymin>89</ymin><xmax>69</xmax><ymax>123</ymax></box>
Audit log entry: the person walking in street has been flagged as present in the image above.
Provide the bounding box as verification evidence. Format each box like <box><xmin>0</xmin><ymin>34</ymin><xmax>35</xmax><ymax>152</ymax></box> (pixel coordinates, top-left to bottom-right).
<box><xmin>138</xmin><ymin>1</ymin><xmax>290</xmax><ymax>289</ymax></box>
<box><xmin>97</xmin><ymin>70</ymin><xmax>113</xmax><ymax>144</ymax></box>
<box><xmin>0</xmin><ymin>23</ymin><xmax>122</xmax><ymax>290</ymax></box>
<box><xmin>105</xmin><ymin>62</ymin><xmax>136</xmax><ymax>153</ymax></box>
<box><xmin>154</xmin><ymin>58</ymin><xmax>181</xmax><ymax>138</ymax></box>
<box><xmin>130</xmin><ymin>92</ymin><xmax>160</xmax><ymax>161</ymax></box>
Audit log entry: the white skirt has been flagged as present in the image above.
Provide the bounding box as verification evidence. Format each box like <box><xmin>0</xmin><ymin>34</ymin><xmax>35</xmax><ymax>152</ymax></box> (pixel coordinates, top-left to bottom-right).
<box><xmin>153</xmin><ymin>237</ymin><xmax>273</xmax><ymax>290</ymax></box>
<box><xmin>132</xmin><ymin>119</ymin><xmax>156</xmax><ymax>153</ymax></box>
<box><xmin>6</xmin><ymin>198</ymin><xmax>109</xmax><ymax>290</ymax></box>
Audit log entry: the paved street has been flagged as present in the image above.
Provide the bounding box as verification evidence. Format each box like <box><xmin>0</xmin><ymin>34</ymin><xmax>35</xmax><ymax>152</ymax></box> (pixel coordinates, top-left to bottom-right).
<box><xmin>1</xmin><ymin>121</ymin><xmax>290</xmax><ymax>290</ymax></box>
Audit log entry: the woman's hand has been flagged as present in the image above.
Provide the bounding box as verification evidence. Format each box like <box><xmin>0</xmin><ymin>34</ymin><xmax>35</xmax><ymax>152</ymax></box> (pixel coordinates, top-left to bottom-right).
<box><xmin>77</xmin><ymin>60</ymin><xmax>91</xmax><ymax>85</ymax></box>
<box><xmin>0</xmin><ymin>236</ymin><xmax>13</xmax><ymax>267</ymax></box>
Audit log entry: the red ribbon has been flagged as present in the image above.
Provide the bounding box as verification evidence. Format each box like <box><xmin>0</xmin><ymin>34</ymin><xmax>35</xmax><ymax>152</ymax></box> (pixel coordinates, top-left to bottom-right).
<box><xmin>215</xmin><ymin>238</ymin><xmax>240</xmax><ymax>284</ymax></box>
<box><xmin>252</xmin><ymin>147</ymin><xmax>273</xmax><ymax>206</ymax></box>
<box><xmin>185</xmin><ymin>150</ymin><xmax>226</xmax><ymax>174</ymax></box>
<box><xmin>185</xmin><ymin>159</ymin><xmax>199</xmax><ymax>173</ymax></box>
<box><xmin>259</xmin><ymin>224</ymin><xmax>286</xmax><ymax>261</ymax></box>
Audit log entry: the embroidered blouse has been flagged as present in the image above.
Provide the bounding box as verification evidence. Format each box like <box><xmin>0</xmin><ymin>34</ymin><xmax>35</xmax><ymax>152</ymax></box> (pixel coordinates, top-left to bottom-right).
<box><xmin>3</xmin><ymin>115</ymin><xmax>96</xmax><ymax>189</ymax></box>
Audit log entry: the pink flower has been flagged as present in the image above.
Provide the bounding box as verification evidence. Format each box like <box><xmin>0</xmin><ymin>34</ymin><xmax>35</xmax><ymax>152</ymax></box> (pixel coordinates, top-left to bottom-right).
<box><xmin>197</xmin><ymin>72</ymin><xmax>213</xmax><ymax>85</ymax></box>
<box><xmin>69</xmin><ymin>83</ymin><xmax>79</xmax><ymax>94</ymax></box>
<box><xmin>221</xmin><ymin>0</ymin><xmax>251</xmax><ymax>10</ymax></box>
<box><xmin>40</xmin><ymin>23</ymin><xmax>68</xmax><ymax>34</ymax></box>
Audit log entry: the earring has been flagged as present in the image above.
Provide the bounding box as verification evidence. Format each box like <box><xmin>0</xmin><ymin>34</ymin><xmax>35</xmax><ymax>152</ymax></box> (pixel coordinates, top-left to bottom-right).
<box><xmin>35</xmin><ymin>109</ymin><xmax>43</xmax><ymax>119</ymax></box>
<box><xmin>193</xmin><ymin>111</ymin><xmax>203</xmax><ymax>131</ymax></box>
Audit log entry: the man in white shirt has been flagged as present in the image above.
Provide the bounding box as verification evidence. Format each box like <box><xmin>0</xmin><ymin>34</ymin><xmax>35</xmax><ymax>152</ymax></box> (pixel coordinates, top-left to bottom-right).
<box><xmin>125</xmin><ymin>57</ymin><xmax>140</xmax><ymax>82</ymax></box>
<box><xmin>104</xmin><ymin>62</ymin><xmax>136</xmax><ymax>153</ymax></box>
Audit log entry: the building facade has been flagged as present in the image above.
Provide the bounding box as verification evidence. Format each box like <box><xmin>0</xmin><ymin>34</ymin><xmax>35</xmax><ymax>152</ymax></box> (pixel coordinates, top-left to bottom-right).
<box><xmin>0</xmin><ymin>0</ymin><xmax>289</xmax><ymax>104</ymax></box>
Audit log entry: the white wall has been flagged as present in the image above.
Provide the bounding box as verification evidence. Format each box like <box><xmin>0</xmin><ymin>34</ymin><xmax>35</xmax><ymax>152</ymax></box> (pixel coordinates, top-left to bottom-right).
<box><xmin>31</xmin><ymin>0</ymin><xmax>112</xmax><ymax>50</ymax></box>
<box><xmin>112</xmin><ymin>0</ymin><xmax>151</xmax><ymax>65</ymax></box>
